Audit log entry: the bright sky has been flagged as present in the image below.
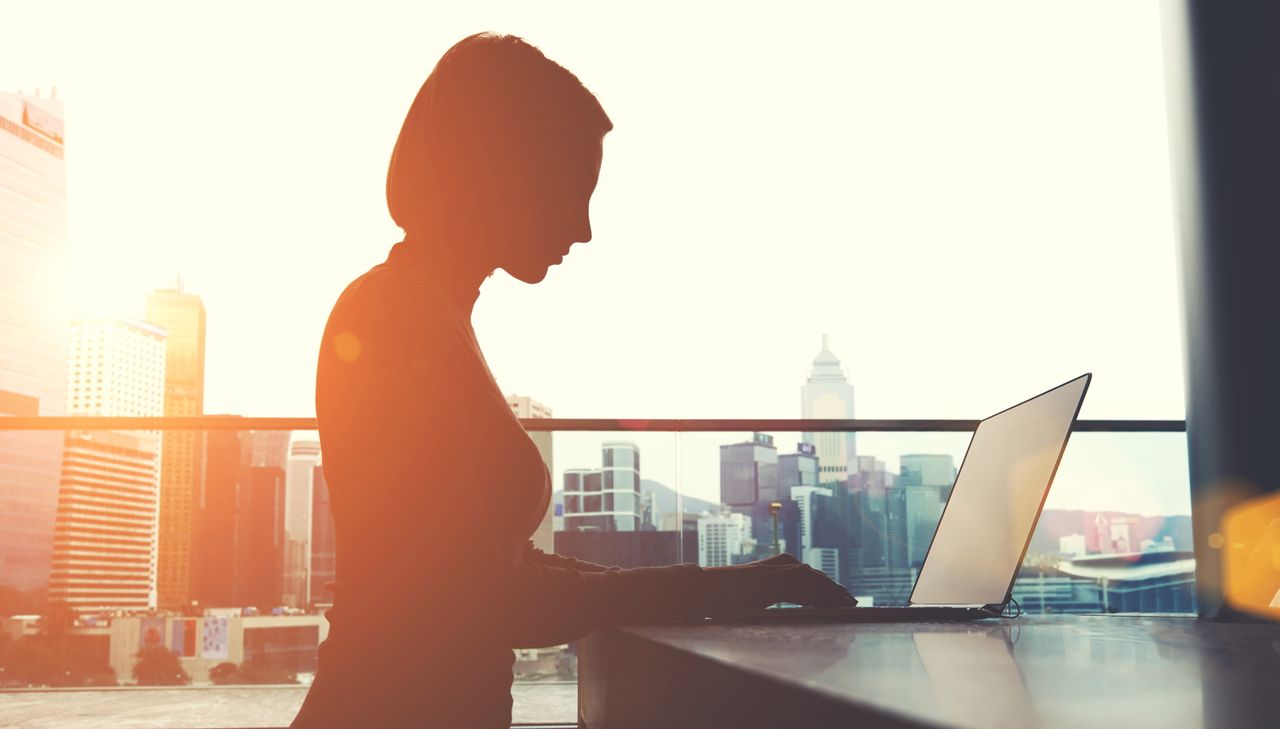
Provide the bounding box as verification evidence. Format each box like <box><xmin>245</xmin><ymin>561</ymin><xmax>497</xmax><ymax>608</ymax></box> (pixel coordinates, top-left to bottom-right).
<box><xmin>2</xmin><ymin>1</ymin><xmax>1188</xmax><ymax>513</ymax></box>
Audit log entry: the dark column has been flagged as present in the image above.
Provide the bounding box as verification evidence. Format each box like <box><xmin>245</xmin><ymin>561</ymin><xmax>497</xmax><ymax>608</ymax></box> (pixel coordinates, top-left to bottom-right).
<box><xmin>1163</xmin><ymin>1</ymin><xmax>1280</xmax><ymax>618</ymax></box>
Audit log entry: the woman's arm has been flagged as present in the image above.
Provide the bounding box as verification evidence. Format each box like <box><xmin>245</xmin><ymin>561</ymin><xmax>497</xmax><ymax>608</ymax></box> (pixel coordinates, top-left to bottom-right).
<box><xmin>522</xmin><ymin>542</ymin><xmax>619</xmax><ymax>573</ymax></box>
<box><xmin>489</xmin><ymin>554</ymin><xmax>705</xmax><ymax>648</ymax></box>
<box><xmin>494</xmin><ymin>552</ymin><xmax>856</xmax><ymax>649</ymax></box>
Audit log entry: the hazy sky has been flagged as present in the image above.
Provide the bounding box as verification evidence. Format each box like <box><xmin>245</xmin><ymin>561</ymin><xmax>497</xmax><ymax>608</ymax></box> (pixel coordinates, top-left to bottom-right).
<box><xmin>2</xmin><ymin>1</ymin><xmax>1189</xmax><ymax>513</ymax></box>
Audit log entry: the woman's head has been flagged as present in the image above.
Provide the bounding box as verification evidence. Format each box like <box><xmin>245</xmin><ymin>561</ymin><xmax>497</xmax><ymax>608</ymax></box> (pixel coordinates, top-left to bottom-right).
<box><xmin>387</xmin><ymin>33</ymin><xmax>612</xmax><ymax>283</ymax></box>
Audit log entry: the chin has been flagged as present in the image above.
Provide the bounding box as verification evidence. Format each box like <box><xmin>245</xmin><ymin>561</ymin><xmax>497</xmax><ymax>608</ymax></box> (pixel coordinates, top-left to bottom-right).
<box><xmin>503</xmin><ymin>262</ymin><xmax>553</xmax><ymax>284</ymax></box>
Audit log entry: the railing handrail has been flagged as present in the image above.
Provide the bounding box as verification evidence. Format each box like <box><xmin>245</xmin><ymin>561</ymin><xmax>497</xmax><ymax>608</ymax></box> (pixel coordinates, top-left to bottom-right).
<box><xmin>0</xmin><ymin>416</ymin><xmax>1187</xmax><ymax>433</ymax></box>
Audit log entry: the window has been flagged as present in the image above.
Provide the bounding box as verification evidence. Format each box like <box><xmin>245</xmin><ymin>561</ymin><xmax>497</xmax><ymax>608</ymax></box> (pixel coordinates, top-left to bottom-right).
<box><xmin>1</xmin><ymin>2</ymin><xmax>1187</xmax><ymax>726</ymax></box>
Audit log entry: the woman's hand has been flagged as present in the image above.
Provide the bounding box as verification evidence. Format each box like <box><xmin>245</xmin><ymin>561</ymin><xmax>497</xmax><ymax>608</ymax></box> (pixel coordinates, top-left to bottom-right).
<box><xmin>702</xmin><ymin>553</ymin><xmax>857</xmax><ymax>614</ymax></box>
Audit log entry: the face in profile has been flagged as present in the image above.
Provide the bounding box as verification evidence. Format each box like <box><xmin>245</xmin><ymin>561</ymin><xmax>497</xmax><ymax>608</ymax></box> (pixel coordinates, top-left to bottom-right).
<box><xmin>497</xmin><ymin>133</ymin><xmax>604</xmax><ymax>284</ymax></box>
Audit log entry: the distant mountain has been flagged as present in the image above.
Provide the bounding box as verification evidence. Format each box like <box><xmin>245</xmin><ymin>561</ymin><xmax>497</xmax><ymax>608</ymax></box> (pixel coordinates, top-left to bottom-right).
<box><xmin>552</xmin><ymin>479</ymin><xmax>718</xmax><ymax>519</ymax></box>
<box><xmin>1028</xmin><ymin>510</ymin><xmax>1193</xmax><ymax>555</ymax></box>
<box><xmin>640</xmin><ymin>479</ymin><xmax>718</xmax><ymax>517</ymax></box>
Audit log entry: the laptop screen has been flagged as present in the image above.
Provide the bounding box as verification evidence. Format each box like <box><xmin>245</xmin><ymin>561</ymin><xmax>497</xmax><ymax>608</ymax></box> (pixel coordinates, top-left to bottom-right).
<box><xmin>909</xmin><ymin>374</ymin><xmax>1090</xmax><ymax>607</ymax></box>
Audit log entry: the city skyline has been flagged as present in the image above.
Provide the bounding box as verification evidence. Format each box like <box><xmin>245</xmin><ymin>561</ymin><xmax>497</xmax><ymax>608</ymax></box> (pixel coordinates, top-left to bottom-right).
<box><xmin>0</xmin><ymin>4</ymin><xmax>1192</xmax><ymax>617</ymax></box>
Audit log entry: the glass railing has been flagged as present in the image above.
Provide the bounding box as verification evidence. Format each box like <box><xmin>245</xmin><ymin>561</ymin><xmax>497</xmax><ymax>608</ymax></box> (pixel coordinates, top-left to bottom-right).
<box><xmin>0</xmin><ymin>417</ymin><xmax>1189</xmax><ymax>728</ymax></box>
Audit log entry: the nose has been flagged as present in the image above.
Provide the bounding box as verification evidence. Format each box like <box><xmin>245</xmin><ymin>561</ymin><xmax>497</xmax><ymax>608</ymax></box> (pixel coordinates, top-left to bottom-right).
<box><xmin>573</xmin><ymin>215</ymin><xmax>592</xmax><ymax>245</ymax></box>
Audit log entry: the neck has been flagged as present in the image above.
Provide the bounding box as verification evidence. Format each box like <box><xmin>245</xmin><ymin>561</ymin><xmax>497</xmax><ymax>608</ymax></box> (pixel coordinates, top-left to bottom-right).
<box><xmin>397</xmin><ymin>231</ymin><xmax>493</xmax><ymax>316</ymax></box>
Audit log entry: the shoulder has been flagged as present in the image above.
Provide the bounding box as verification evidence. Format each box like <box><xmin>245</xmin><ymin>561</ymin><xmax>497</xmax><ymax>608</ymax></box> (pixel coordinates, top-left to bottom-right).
<box><xmin>317</xmin><ymin>265</ymin><xmax>469</xmax><ymax>399</ymax></box>
<box><xmin>327</xmin><ymin>265</ymin><xmax>462</xmax><ymax>347</ymax></box>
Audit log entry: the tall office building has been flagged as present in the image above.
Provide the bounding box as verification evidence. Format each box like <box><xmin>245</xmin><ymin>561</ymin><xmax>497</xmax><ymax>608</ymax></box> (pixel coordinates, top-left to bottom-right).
<box><xmin>50</xmin><ymin>317</ymin><xmax>167</xmax><ymax>612</ymax></box>
<box><xmin>282</xmin><ymin>437</ymin><xmax>321</xmax><ymax>608</ymax></box>
<box><xmin>244</xmin><ymin>430</ymin><xmax>290</xmax><ymax>470</ymax></box>
<box><xmin>507</xmin><ymin>394</ymin><xmax>554</xmax><ymax>552</ymax></box>
<box><xmin>777</xmin><ymin>444</ymin><xmax>819</xmax><ymax>501</ymax></box>
<box><xmin>902</xmin><ymin>486</ymin><xmax>943</xmax><ymax>566</ymax></box>
<box><xmin>0</xmin><ymin>90</ymin><xmax>68</xmax><ymax>592</ymax></box>
<box><xmin>719</xmin><ymin>433</ymin><xmax>779</xmax><ymax>508</ymax></box>
<box><xmin>308</xmin><ymin>465</ymin><xmax>335</xmax><ymax>606</ymax></box>
<box><xmin>697</xmin><ymin>511</ymin><xmax>751</xmax><ymax>567</ymax></box>
<box><xmin>145</xmin><ymin>286</ymin><xmax>206</xmax><ymax>609</ymax></box>
<box><xmin>722</xmin><ymin>434</ymin><xmax>801</xmax><ymax>554</ymax></box>
<box><xmin>562</xmin><ymin>442</ymin><xmax>642</xmax><ymax>532</ymax></box>
<box><xmin>801</xmin><ymin>335</ymin><xmax>856</xmax><ymax>479</ymax></box>
<box><xmin>239</xmin><ymin>465</ymin><xmax>286</xmax><ymax>610</ymax></box>
<box><xmin>847</xmin><ymin>457</ymin><xmax>894</xmax><ymax>570</ymax></box>
<box><xmin>898</xmin><ymin>454</ymin><xmax>957</xmax><ymax>488</ymax></box>
<box><xmin>792</xmin><ymin>485</ymin><xmax>837</xmax><ymax>577</ymax></box>
<box><xmin>640</xmin><ymin>490</ymin><xmax>658</xmax><ymax>531</ymax></box>
<box><xmin>194</xmin><ymin>423</ymin><xmax>242</xmax><ymax>607</ymax></box>
<box><xmin>804</xmin><ymin>547</ymin><xmax>841</xmax><ymax>582</ymax></box>
<box><xmin>898</xmin><ymin>454</ymin><xmax>955</xmax><ymax>565</ymax></box>
<box><xmin>847</xmin><ymin>455</ymin><xmax>892</xmax><ymax>491</ymax></box>
<box><xmin>194</xmin><ymin>427</ymin><xmax>288</xmax><ymax>610</ymax></box>
<box><xmin>790</xmin><ymin>485</ymin><xmax>831</xmax><ymax>553</ymax></box>
<box><xmin>506</xmin><ymin>394</ymin><xmax>553</xmax><ymax>420</ymax></box>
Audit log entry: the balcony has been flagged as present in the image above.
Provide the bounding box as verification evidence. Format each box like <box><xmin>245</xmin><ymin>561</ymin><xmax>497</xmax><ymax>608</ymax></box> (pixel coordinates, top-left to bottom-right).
<box><xmin>0</xmin><ymin>415</ymin><xmax>1191</xmax><ymax>728</ymax></box>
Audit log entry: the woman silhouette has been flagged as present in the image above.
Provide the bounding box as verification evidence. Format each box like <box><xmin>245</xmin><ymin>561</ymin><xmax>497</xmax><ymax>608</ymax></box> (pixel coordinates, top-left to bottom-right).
<box><xmin>291</xmin><ymin>33</ymin><xmax>855</xmax><ymax>728</ymax></box>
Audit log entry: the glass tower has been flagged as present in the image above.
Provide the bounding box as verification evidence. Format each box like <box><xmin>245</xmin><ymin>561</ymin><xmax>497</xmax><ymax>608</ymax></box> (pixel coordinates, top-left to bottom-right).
<box><xmin>0</xmin><ymin>91</ymin><xmax>68</xmax><ymax>593</ymax></box>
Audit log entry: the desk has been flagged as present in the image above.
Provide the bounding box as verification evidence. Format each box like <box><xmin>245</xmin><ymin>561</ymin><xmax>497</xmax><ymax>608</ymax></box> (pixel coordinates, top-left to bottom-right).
<box><xmin>578</xmin><ymin>615</ymin><xmax>1280</xmax><ymax>729</ymax></box>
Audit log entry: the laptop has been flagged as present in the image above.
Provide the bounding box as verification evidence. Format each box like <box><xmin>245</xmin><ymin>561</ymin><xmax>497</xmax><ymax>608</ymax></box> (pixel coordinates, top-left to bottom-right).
<box><xmin>713</xmin><ymin>373</ymin><xmax>1091</xmax><ymax>623</ymax></box>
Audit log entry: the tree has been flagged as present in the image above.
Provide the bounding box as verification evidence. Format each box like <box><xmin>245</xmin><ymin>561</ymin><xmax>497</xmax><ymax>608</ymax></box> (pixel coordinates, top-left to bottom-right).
<box><xmin>35</xmin><ymin>600</ymin><xmax>77</xmax><ymax>638</ymax></box>
<box><xmin>34</xmin><ymin>600</ymin><xmax>78</xmax><ymax>684</ymax></box>
<box><xmin>238</xmin><ymin>656</ymin><xmax>297</xmax><ymax>685</ymax></box>
<box><xmin>79</xmin><ymin>665</ymin><xmax>117</xmax><ymax>687</ymax></box>
<box><xmin>555</xmin><ymin>651</ymin><xmax>577</xmax><ymax>681</ymax></box>
<box><xmin>6</xmin><ymin>637</ymin><xmax>56</xmax><ymax>687</ymax></box>
<box><xmin>0</xmin><ymin>630</ymin><xmax>16</xmax><ymax>687</ymax></box>
<box><xmin>208</xmin><ymin>661</ymin><xmax>240</xmax><ymax>685</ymax></box>
<box><xmin>133</xmin><ymin>645</ymin><xmax>190</xmax><ymax>686</ymax></box>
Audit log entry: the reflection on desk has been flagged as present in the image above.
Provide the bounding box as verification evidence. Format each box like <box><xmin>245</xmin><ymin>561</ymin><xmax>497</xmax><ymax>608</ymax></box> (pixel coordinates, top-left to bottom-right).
<box><xmin>579</xmin><ymin>616</ymin><xmax>1280</xmax><ymax>729</ymax></box>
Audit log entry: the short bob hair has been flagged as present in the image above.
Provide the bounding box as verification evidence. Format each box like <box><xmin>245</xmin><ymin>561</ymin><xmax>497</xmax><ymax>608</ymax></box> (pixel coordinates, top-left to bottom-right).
<box><xmin>387</xmin><ymin>33</ymin><xmax>613</xmax><ymax>235</ymax></box>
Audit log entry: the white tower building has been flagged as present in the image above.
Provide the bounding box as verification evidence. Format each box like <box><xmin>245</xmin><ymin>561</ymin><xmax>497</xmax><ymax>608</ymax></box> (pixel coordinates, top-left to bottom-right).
<box><xmin>50</xmin><ymin>317</ymin><xmax>167</xmax><ymax>612</ymax></box>
<box><xmin>801</xmin><ymin>335</ymin><xmax>857</xmax><ymax>480</ymax></box>
<box><xmin>562</xmin><ymin>442</ymin><xmax>642</xmax><ymax>532</ymax></box>
<box><xmin>697</xmin><ymin>511</ymin><xmax>751</xmax><ymax>567</ymax></box>
<box><xmin>283</xmin><ymin>437</ymin><xmax>322</xmax><ymax>608</ymax></box>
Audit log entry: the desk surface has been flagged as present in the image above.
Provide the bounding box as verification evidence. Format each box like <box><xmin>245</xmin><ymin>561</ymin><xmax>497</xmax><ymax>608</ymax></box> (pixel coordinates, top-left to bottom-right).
<box><xmin>579</xmin><ymin>615</ymin><xmax>1280</xmax><ymax>729</ymax></box>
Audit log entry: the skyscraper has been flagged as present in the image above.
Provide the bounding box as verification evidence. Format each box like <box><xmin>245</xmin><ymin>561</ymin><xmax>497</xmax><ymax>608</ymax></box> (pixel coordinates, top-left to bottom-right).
<box><xmin>777</xmin><ymin>444</ymin><xmax>819</xmax><ymax>502</ymax></box>
<box><xmin>898</xmin><ymin>454</ymin><xmax>955</xmax><ymax>565</ymax></box>
<box><xmin>801</xmin><ymin>335</ymin><xmax>856</xmax><ymax>479</ymax></box>
<box><xmin>308</xmin><ymin>464</ymin><xmax>335</xmax><ymax>606</ymax></box>
<box><xmin>194</xmin><ymin>427</ymin><xmax>289</xmax><ymax>610</ymax></box>
<box><xmin>719</xmin><ymin>434</ymin><xmax>779</xmax><ymax>508</ymax></box>
<box><xmin>145</xmin><ymin>286</ymin><xmax>207</xmax><ymax>609</ymax></box>
<box><xmin>506</xmin><ymin>394</ymin><xmax>552</xmax><ymax>420</ymax></box>
<box><xmin>562</xmin><ymin>442</ymin><xmax>642</xmax><ymax>532</ymax></box>
<box><xmin>50</xmin><ymin>317</ymin><xmax>166</xmax><ymax>612</ymax></box>
<box><xmin>0</xmin><ymin>90</ymin><xmax>68</xmax><ymax>593</ymax></box>
<box><xmin>790</xmin><ymin>485</ymin><xmax>831</xmax><ymax>553</ymax></box>
<box><xmin>193</xmin><ymin>423</ymin><xmax>244</xmax><ymax>607</ymax></box>
<box><xmin>283</xmin><ymin>437</ymin><xmax>321</xmax><ymax>608</ymax></box>
<box><xmin>898</xmin><ymin>454</ymin><xmax>957</xmax><ymax>488</ymax></box>
<box><xmin>697</xmin><ymin>511</ymin><xmax>751</xmax><ymax>567</ymax></box>
<box><xmin>791</xmin><ymin>484</ymin><xmax>835</xmax><ymax>572</ymax></box>
<box><xmin>239</xmin><ymin>465</ymin><xmax>286</xmax><ymax>610</ymax></box>
<box><xmin>721</xmin><ymin>434</ymin><xmax>796</xmax><ymax>554</ymax></box>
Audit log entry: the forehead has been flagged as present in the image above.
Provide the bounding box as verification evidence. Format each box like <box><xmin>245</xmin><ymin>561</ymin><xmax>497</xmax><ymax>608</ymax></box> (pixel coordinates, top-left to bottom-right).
<box><xmin>547</xmin><ymin>132</ymin><xmax>603</xmax><ymax>182</ymax></box>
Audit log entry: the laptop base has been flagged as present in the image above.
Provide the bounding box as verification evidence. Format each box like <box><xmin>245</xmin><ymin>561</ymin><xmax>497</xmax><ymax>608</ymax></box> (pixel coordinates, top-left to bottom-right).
<box><xmin>705</xmin><ymin>605</ymin><xmax>1002</xmax><ymax>624</ymax></box>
